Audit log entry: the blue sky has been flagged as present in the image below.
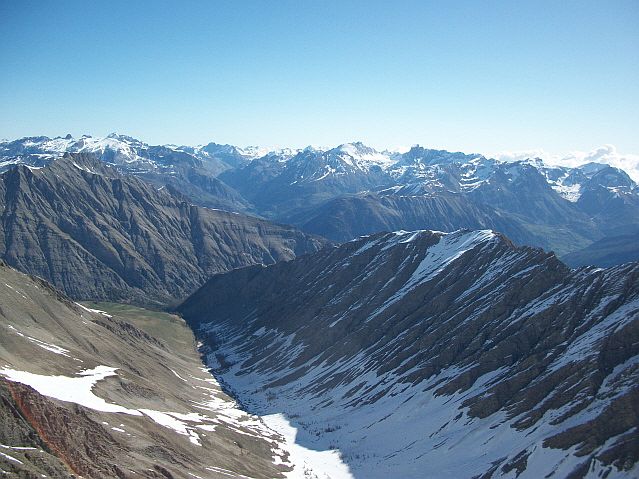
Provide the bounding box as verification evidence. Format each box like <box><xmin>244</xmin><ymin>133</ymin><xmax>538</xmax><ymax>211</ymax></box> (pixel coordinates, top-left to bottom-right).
<box><xmin>1</xmin><ymin>0</ymin><xmax>638</xmax><ymax>155</ymax></box>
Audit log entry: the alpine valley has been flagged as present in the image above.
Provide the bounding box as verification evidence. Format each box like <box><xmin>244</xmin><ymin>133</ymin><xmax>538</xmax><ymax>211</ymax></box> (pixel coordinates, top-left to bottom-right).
<box><xmin>0</xmin><ymin>134</ymin><xmax>637</xmax><ymax>478</ymax></box>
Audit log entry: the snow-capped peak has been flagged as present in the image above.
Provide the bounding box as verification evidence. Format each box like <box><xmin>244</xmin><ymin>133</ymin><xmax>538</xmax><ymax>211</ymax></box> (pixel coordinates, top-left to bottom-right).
<box><xmin>330</xmin><ymin>142</ymin><xmax>396</xmax><ymax>170</ymax></box>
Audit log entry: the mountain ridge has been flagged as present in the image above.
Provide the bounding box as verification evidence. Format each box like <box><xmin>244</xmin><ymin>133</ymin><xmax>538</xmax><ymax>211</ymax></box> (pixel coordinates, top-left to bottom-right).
<box><xmin>178</xmin><ymin>228</ymin><xmax>639</xmax><ymax>478</ymax></box>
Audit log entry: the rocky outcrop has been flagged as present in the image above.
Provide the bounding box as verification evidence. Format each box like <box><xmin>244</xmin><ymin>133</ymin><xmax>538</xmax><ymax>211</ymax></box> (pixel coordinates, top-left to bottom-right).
<box><xmin>0</xmin><ymin>380</ymin><xmax>74</xmax><ymax>478</ymax></box>
<box><xmin>0</xmin><ymin>153</ymin><xmax>326</xmax><ymax>305</ymax></box>
<box><xmin>5</xmin><ymin>380</ymin><xmax>124</xmax><ymax>478</ymax></box>
<box><xmin>179</xmin><ymin>229</ymin><xmax>639</xmax><ymax>478</ymax></box>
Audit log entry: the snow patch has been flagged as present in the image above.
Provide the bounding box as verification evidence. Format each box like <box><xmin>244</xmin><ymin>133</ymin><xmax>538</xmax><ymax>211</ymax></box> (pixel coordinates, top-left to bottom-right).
<box><xmin>0</xmin><ymin>366</ymin><xmax>139</xmax><ymax>415</ymax></box>
<box><xmin>263</xmin><ymin>413</ymin><xmax>354</xmax><ymax>479</ymax></box>
<box><xmin>76</xmin><ymin>303</ymin><xmax>113</xmax><ymax>318</ymax></box>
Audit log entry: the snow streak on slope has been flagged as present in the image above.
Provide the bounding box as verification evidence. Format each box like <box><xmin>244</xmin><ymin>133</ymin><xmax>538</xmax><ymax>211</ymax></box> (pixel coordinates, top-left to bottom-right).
<box><xmin>374</xmin><ymin>229</ymin><xmax>496</xmax><ymax>316</ymax></box>
<box><xmin>1</xmin><ymin>334</ymin><xmax>352</xmax><ymax>475</ymax></box>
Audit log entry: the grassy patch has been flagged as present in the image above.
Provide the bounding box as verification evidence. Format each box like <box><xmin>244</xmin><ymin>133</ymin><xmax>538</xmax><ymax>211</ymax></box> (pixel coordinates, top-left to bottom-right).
<box><xmin>82</xmin><ymin>302</ymin><xmax>196</xmax><ymax>352</ymax></box>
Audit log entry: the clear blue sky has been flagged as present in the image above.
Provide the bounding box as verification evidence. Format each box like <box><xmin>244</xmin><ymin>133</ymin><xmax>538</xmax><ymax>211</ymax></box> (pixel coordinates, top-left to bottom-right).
<box><xmin>1</xmin><ymin>0</ymin><xmax>638</xmax><ymax>153</ymax></box>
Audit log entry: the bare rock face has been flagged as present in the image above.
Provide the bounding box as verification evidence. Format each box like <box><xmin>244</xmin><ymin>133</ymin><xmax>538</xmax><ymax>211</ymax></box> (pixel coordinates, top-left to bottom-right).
<box><xmin>3</xmin><ymin>380</ymin><xmax>123</xmax><ymax>478</ymax></box>
<box><xmin>0</xmin><ymin>153</ymin><xmax>326</xmax><ymax>306</ymax></box>
<box><xmin>0</xmin><ymin>261</ymin><xmax>293</xmax><ymax>478</ymax></box>
<box><xmin>0</xmin><ymin>380</ymin><xmax>74</xmax><ymax>478</ymax></box>
<box><xmin>179</xmin><ymin>229</ymin><xmax>639</xmax><ymax>478</ymax></box>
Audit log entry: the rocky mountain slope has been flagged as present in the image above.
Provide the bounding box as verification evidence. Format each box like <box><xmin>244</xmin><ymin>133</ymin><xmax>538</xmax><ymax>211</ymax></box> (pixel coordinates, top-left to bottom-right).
<box><xmin>194</xmin><ymin>139</ymin><xmax>639</xmax><ymax>257</ymax></box>
<box><xmin>563</xmin><ymin>231</ymin><xmax>639</xmax><ymax>267</ymax></box>
<box><xmin>0</xmin><ymin>153</ymin><xmax>326</xmax><ymax>306</ymax></box>
<box><xmin>0</xmin><ymin>260</ymin><xmax>299</xmax><ymax>478</ymax></box>
<box><xmin>178</xmin><ymin>229</ymin><xmax>639</xmax><ymax>478</ymax></box>
<box><xmin>289</xmin><ymin>189</ymin><xmax>595</xmax><ymax>255</ymax></box>
<box><xmin>219</xmin><ymin>143</ymin><xmax>394</xmax><ymax>218</ymax></box>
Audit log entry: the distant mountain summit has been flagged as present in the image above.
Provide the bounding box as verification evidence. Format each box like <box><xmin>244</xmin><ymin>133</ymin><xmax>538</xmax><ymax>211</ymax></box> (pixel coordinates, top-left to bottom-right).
<box><xmin>219</xmin><ymin>142</ymin><xmax>394</xmax><ymax>218</ymax></box>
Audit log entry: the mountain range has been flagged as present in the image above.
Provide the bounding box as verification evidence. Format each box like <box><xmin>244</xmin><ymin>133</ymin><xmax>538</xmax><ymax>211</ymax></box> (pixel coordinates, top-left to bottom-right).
<box><xmin>2</xmin><ymin>134</ymin><xmax>637</xmax><ymax>263</ymax></box>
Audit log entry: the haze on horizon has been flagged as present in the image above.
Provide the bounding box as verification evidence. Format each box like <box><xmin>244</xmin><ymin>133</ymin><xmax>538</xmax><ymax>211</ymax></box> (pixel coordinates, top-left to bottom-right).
<box><xmin>1</xmin><ymin>1</ymin><xmax>638</xmax><ymax>159</ymax></box>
